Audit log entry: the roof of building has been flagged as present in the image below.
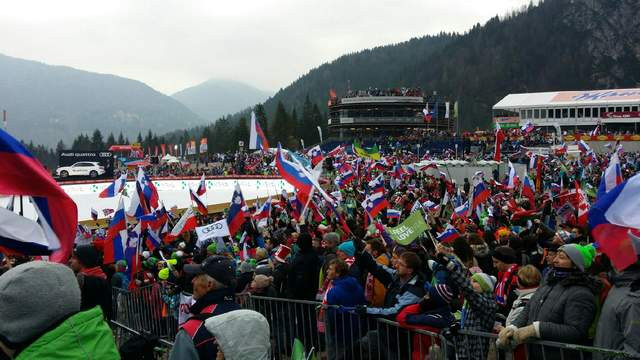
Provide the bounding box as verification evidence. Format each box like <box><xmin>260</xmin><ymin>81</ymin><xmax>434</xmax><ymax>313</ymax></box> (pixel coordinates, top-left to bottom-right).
<box><xmin>493</xmin><ymin>88</ymin><xmax>640</xmax><ymax>109</ymax></box>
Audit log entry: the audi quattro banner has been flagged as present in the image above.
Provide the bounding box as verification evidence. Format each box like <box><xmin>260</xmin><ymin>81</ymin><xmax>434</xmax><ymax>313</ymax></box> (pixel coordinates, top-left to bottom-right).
<box><xmin>195</xmin><ymin>219</ymin><xmax>230</xmax><ymax>243</ymax></box>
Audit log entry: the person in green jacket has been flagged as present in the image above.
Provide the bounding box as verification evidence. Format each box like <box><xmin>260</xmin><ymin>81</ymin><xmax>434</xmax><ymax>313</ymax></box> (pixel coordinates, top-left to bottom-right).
<box><xmin>0</xmin><ymin>261</ymin><xmax>119</xmax><ymax>359</ymax></box>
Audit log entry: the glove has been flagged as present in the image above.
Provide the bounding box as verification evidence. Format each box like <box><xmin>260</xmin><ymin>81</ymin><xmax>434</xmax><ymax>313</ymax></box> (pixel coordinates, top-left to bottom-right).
<box><xmin>513</xmin><ymin>324</ymin><xmax>538</xmax><ymax>345</ymax></box>
<box><xmin>354</xmin><ymin>305</ymin><xmax>368</xmax><ymax>316</ymax></box>
<box><xmin>496</xmin><ymin>326</ymin><xmax>515</xmax><ymax>350</ymax></box>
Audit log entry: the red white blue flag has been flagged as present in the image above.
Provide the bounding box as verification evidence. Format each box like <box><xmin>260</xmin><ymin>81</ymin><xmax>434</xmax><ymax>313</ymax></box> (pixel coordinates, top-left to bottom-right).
<box><xmin>104</xmin><ymin>198</ymin><xmax>127</xmax><ymax>264</ymax></box>
<box><xmin>227</xmin><ymin>183</ymin><xmax>248</xmax><ymax>237</ymax></box>
<box><xmin>190</xmin><ymin>188</ymin><xmax>208</xmax><ymax>216</ymax></box>
<box><xmin>0</xmin><ymin>129</ymin><xmax>77</xmax><ymax>262</ymax></box>
<box><xmin>196</xmin><ymin>173</ymin><xmax>206</xmax><ymax>196</ymax></box>
<box><xmin>249</xmin><ymin>111</ymin><xmax>270</xmax><ymax>151</ymax></box>
<box><xmin>99</xmin><ymin>173</ymin><xmax>127</xmax><ymax>198</ymax></box>
<box><xmin>307</xmin><ymin>145</ymin><xmax>325</xmax><ymax>167</ymax></box>
<box><xmin>361</xmin><ymin>191</ymin><xmax>390</xmax><ymax>218</ymax></box>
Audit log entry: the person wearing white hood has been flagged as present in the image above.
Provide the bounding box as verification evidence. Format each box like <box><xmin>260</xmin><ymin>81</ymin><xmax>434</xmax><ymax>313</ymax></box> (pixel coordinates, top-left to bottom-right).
<box><xmin>204</xmin><ymin>309</ymin><xmax>271</xmax><ymax>360</ymax></box>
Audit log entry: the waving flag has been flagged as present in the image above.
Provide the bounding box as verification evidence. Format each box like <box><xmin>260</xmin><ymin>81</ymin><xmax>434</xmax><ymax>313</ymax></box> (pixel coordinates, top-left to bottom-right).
<box><xmin>190</xmin><ymin>188</ymin><xmax>208</xmax><ymax>216</ymax></box>
<box><xmin>437</xmin><ymin>226</ymin><xmax>460</xmax><ymax>244</ymax></box>
<box><xmin>589</xmin><ymin>173</ymin><xmax>640</xmax><ymax>270</ymax></box>
<box><xmin>423</xmin><ymin>104</ymin><xmax>434</xmax><ymax>123</ymax></box>
<box><xmin>196</xmin><ymin>173</ymin><xmax>206</xmax><ymax>196</ymax></box>
<box><xmin>494</xmin><ymin>123</ymin><xmax>505</xmax><ymax>162</ymax></box>
<box><xmin>146</xmin><ymin>225</ymin><xmax>162</xmax><ymax>251</ymax></box>
<box><xmin>104</xmin><ymin>198</ymin><xmax>127</xmax><ymax>264</ymax></box>
<box><xmin>369</xmin><ymin>174</ymin><xmax>385</xmax><ymax>194</ymax></box>
<box><xmin>361</xmin><ymin>191</ymin><xmax>390</xmax><ymax>218</ymax></box>
<box><xmin>521</xmin><ymin>175</ymin><xmax>536</xmax><ymax>209</ymax></box>
<box><xmin>419</xmin><ymin>163</ymin><xmax>438</xmax><ymax>172</ymax></box>
<box><xmin>77</xmin><ymin>224</ymin><xmax>92</xmax><ymax>240</ymax></box>
<box><xmin>276</xmin><ymin>144</ymin><xmax>314</xmax><ymax>195</ymax></box>
<box><xmin>521</xmin><ymin>121</ymin><xmax>535</xmax><ymax>135</ymax></box>
<box><xmin>307</xmin><ymin>145</ymin><xmax>325</xmax><ymax>167</ymax></box>
<box><xmin>253</xmin><ymin>196</ymin><xmax>271</xmax><ymax>227</ymax></box>
<box><xmin>137</xmin><ymin>168</ymin><xmax>159</xmax><ymax>210</ymax></box>
<box><xmin>128</xmin><ymin>181</ymin><xmax>148</xmax><ymax>217</ymax></box>
<box><xmin>328</xmin><ymin>144</ymin><xmax>344</xmax><ymax>157</ymax></box>
<box><xmin>352</xmin><ymin>141</ymin><xmax>381</xmax><ymax>160</ymax></box>
<box><xmin>472</xmin><ymin>180</ymin><xmax>491</xmax><ymax>208</ymax></box>
<box><xmin>0</xmin><ymin>128</ymin><xmax>77</xmax><ymax>262</ymax></box>
<box><xmin>452</xmin><ymin>201</ymin><xmax>470</xmax><ymax>219</ymax></box>
<box><xmin>334</xmin><ymin>170</ymin><xmax>356</xmax><ymax>189</ymax></box>
<box><xmin>165</xmin><ymin>207</ymin><xmax>197</xmax><ymax>243</ymax></box>
<box><xmin>589</xmin><ymin>123</ymin><xmax>600</xmax><ymax>137</ymax></box>
<box><xmin>91</xmin><ymin>208</ymin><xmax>98</xmax><ymax>221</ymax></box>
<box><xmin>392</xmin><ymin>161</ymin><xmax>406</xmax><ymax>179</ymax></box>
<box><xmin>597</xmin><ymin>153</ymin><xmax>623</xmax><ymax>199</ymax></box>
<box><xmin>99</xmin><ymin>173</ymin><xmax>127</xmax><ymax>198</ymax></box>
<box><xmin>386</xmin><ymin>209</ymin><xmax>401</xmax><ymax>220</ymax></box>
<box><xmin>249</xmin><ymin>111</ymin><xmax>269</xmax><ymax>150</ymax></box>
<box><xmin>577</xmin><ymin>140</ymin><xmax>591</xmax><ymax>154</ymax></box>
<box><xmin>227</xmin><ymin>183</ymin><xmax>248</xmax><ymax>237</ymax></box>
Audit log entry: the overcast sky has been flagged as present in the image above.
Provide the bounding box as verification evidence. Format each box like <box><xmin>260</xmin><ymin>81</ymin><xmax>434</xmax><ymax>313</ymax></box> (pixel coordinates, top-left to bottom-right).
<box><xmin>0</xmin><ymin>0</ymin><xmax>534</xmax><ymax>95</ymax></box>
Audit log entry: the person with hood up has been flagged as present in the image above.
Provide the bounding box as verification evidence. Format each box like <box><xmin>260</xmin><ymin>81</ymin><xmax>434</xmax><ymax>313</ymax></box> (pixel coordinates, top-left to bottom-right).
<box><xmin>69</xmin><ymin>244</ymin><xmax>112</xmax><ymax>320</ymax></box>
<box><xmin>0</xmin><ymin>261</ymin><xmax>118</xmax><ymax>359</ymax></box>
<box><xmin>170</xmin><ymin>256</ymin><xmax>240</xmax><ymax>360</ymax></box>
<box><xmin>593</xmin><ymin>232</ymin><xmax>640</xmax><ymax>359</ymax></box>
<box><xmin>204</xmin><ymin>309</ymin><xmax>270</xmax><ymax>360</ymax></box>
<box><xmin>498</xmin><ymin>244</ymin><xmax>599</xmax><ymax>360</ymax></box>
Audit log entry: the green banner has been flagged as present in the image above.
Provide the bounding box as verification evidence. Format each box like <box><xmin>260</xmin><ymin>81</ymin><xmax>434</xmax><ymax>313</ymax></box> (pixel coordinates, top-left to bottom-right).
<box><xmin>388</xmin><ymin>211</ymin><xmax>428</xmax><ymax>245</ymax></box>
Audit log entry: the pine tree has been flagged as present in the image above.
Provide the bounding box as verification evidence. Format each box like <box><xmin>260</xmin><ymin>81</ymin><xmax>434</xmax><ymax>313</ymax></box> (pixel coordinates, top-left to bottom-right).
<box><xmin>290</xmin><ymin>108</ymin><xmax>300</xmax><ymax>148</ymax></box>
<box><xmin>55</xmin><ymin>140</ymin><xmax>66</xmax><ymax>154</ymax></box>
<box><xmin>136</xmin><ymin>132</ymin><xmax>143</xmax><ymax>145</ymax></box>
<box><xmin>117</xmin><ymin>132</ymin><xmax>125</xmax><ymax>144</ymax></box>
<box><xmin>212</xmin><ymin>117</ymin><xmax>232</xmax><ymax>152</ymax></box>
<box><xmin>91</xmin><ymin>129</ymin><xmax>104</xmax><ymax>150</ymax></box>
<box><xmin>311</xmin><ymin>103</ymin><xmax>324</xmax><ymax>143</ymax></box>
<box><xmin>271</xmin><ymin>101</ymin><xmax>290</xmax><ymax>146</ymax></box>
<box><xmin>106</xmin><ymin>133</ymin><xmax>116</xmax><ymax>147</ymax></box>
<box><xmin>234</xmin><ymin>117</ymin><xmax>250</xmax><ymax>150</ymax></box>
<box><xmin>301</xmin><ymin>95</ymin><xmax>314</xmax><ymax>143</ymax></box>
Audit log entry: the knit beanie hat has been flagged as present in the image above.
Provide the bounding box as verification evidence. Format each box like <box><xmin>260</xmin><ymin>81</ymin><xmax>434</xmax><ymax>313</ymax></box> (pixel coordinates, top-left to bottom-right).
<box><xmin>0</xmin><ymin>262</ymin><xmax>81</xmax><ymax>345</ymax></box>
<box><xmin>559</xmin><ymin>243</ymin><xmax>596</xmax><ymax>271</ymax></box>
<box><xmin>492</xmin><ymin>246</ymin><xmax>516</xmax><ymax>264</ymax></box>
<box><xmin>337</xmin><ymin>241</ymin><xmax>356</xmax><ymax>257</ymax></box>
<box><xmin>471</xmin><ymin>272</ymin><xmax>497</xmax><ymax>293</ymax></box>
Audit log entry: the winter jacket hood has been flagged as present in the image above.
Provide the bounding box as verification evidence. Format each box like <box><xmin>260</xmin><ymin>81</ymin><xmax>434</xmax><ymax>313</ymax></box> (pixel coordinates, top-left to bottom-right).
<box><xmin>205</xmin><ymin>310</ymin><xmax>270</xmax><ymax>360</ymax></box>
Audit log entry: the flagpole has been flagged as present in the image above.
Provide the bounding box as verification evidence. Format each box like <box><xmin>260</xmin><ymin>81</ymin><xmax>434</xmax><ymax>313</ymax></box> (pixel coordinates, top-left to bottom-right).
<box><xmin>300</xmin><ymin>188</ymin><xmax>315</xmax><ymax>222</ymax></box>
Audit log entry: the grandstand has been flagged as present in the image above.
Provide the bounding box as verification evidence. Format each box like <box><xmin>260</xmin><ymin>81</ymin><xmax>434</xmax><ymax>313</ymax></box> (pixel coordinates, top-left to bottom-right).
<box><xmin>493</xmin><ymin>88</ymin><xmax>640</xmax><ymax>135</ymax></box>
<box><xmin>327</xmin><ymin>88</ymin><xmax>456</xmax><ymax>140</ymax></box>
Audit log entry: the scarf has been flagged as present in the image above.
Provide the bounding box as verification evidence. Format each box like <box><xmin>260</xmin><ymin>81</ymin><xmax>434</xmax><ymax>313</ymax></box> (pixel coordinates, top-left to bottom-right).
<box><xmin>547</xmin><ymin>267</ymin><xmax>578</xmax><ymax>283</ymax></box>
<box><xmin>495</xmin><ymin>264</ymin><xmax>518</xmax><ymax>306</ymax></box>
<box><xmin>80</xmin><ymin>267</ymin><xmax>107</xmax><ymax>280</ymax></box>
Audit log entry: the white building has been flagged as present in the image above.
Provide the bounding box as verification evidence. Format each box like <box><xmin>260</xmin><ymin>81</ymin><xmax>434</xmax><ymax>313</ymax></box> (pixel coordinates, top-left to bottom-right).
<box><xmin>493</xmin><ymin>88</ymin><xmax>640</xmax><ymax>133</ymax></box>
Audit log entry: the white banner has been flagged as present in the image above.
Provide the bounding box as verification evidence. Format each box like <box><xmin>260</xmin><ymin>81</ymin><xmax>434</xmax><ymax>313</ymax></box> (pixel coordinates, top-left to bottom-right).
<box><xmin>196</xmin><ymin>219</ymin><xmax>230</xmax><ymax>243</ymax></box>
<box><xmin>178</xmin><ymin>293</ymin><xmax>195</xmax><ymax>325</ymax></box>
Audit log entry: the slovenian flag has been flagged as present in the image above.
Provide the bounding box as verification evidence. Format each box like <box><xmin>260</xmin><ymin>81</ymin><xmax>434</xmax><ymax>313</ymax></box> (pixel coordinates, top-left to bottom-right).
<box><xmin>146</xmin><ymin>225</ymin><xmax>162</xmax><ymax>251</ymax></box>
<box><xmin>437</xmin><ymin>226</ymin><xmax>460</xmax><ymax>243</ymax></box>
<box><xmin>521</xmin><ymin>175</ymin><xmax>536</xmax><ymax>209</ymax></box>
<box><xmin>0</xmin><ymin>128</ymin><xmax>77</xmax><ymax>262</ymax></box>
<box><xmin>334</xmin><ymin>170</ymin><xmax>356</xmax><ymax>189</ymax></box>
<box><xmin>597</xmin><ymin>152</ymin><xmax>623</xmax><ymax>199</ymax></box>
<box><xmin>589</xmin><ymin>173</ymin><xmax>640</xmax><ymax>270</ymax></box>
<box><xmin>361</xmin><ymin>191</ymin><xmax>390</xmax><ymax>218</ymax></box>
<box><xmin>521</xmin><ymin>121</ymin><xmax>535</xmax><ymax>135</ymax></box>
<box><xmin>577</xmin><ymin>140</ymin><xmax>591</xmax><ymax>154</ymax></box>
<box><xmin>472</xmin><ymin>180</ymin><xmax>491</xmax><ymax>209</ymax></box>
<box><xmin>507</xmin><ymin>161</ymin><xmax>519</xmax><ymax>189</ymax></box>
<box><xmin>253</xmin><ymin>196</ymin><xmax>271</xmax><ymax>227</ymax></box>
<box><xmin>249</xmin><ymin>111</ymin><xmax>270</xmax><ymax>151</ymax></box>
<box><xmin>276</xmin><ymin>144</ymin><xmax>314</xmax><ymax>198</ymax></box>
<box><xmin>104</xmin><ymin>198</ymin><xmax>128</xmax><ymax>264</ymax></box>
<box><xmin>368</xmin><ymin>174</ymin><xmax>385</xmax><ymax>194</ymax></box>
<box><xmin>307</xmin><ymin>145</ymin><xmax>325</xmax><ymax>167</ymax></box>
<box><xmin>387</xmin><ymin>209</ymin><xmax>401</xmax><ymax>220</ymax></box>
<box><xmin>190</xmin><ymin>188</ymin><xmax>208</xmax><ymax>216</ymax></box>
<box><xmin>196</xmin><ymin>173</ymin><xmax>206</xmax><ymax>196</ymax></box>
<box><xmin>227</xmin><ymin>183</ymin><xmax>248</xmax><ymax>237</ymax></box>
<box><xmin>392</xmin><ymin>161</ymin><xmax>406</xmax><ymax>179</ymax></box>
<box><xmin>328</xmin><ymin>144</ymin><xmax>344</xmax><ymax>157</ymax></box>
<box><xmin>99</xmin><ymin>173</ymin><xmax>127</xmax><ymax>198</ymax></box>
<box><xmin>452</xmin><ymin>201</ymin><xmax>470</xmax><ymax>218</ymax></box>
<box><xmin>137</xmin><ymin>168</ymin><xmax>159</xmax><ymax>210</ymax></box>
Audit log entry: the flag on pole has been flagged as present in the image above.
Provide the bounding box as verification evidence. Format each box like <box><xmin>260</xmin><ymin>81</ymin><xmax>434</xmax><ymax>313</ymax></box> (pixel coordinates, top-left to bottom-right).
<box><xmin>196</xmin><ymin>173</ymin><xmax>206</xmax><ymax>196</ymax></box>
<box><xmin>91</xmin><ymin>208</ymin><xmax>98</xmax><ymax>221</ymax></box>
<box><xmin>507</xmin><ymin>161</ymin><xmax>519</xmax><ymax>189</ymax></box>
<box><xmin>361</xmin><ymin>191</ymin><xmax>389</xmax><ymax>218</ymax></box>
<box><xmin>249</xmin><ymin>111</ymin><xmax>270</xmax><ymax>150</ymax></box>
<box><xmin>104</xmin><ymin>198</ymin><xmax>127</xmax><ymax>264</ymax></box>
<box><xmin>227</xmin><ymin>183</ymin><xmax>248</xmax><ymax>237</ymax></box>
<box><xmin>165</xmin><ymin>207</ymin><xmax>197</xmax><ymax>243</ymax></box>
<box><xmin>494</xmin><ymin>122</ymin><xmax>505</xmax><ymax>162</ymax></box>
<box><xmin>307</xmin><ymin>145</ymin><xmax>325</xmax><ymax>167</ymax></box>
<box><xmin>597</xmin><ymin>153</ymin><xmax>623</xmax><ymax>199</ymax></box>
<box><xmin>99</xmin><ymin>173</ymin><xmax>127</xmax><ymax>198</ymax></box>
<box><xmin>190</xmin><ymin>188</ymin><xmax>208</xmax><ymax>216</ymax></box>
<box><xmin>436</xmin><ymin>226</ymin><xmax>460</xmax><ymax>244</ymax></box>
<box><xmin>0</xmin><ymin>129</ymin><xmax>77</xmax><ymax>262</ymax></box>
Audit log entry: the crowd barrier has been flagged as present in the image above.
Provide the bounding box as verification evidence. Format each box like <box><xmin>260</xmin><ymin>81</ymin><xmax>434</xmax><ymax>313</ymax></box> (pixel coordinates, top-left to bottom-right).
<box><xmin>112</xmin><ymin>286</ymin><xmax>639</xmax><ymax>360</ymax></box>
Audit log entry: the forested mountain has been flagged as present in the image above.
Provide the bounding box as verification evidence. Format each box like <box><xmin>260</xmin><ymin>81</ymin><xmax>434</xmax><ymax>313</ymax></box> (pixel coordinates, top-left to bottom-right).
<box><xmin>0</xmin><ymin>54</ymin><xmax>204</xmax><ymax>147</ymax></box>
<box><xmin>172</xmin><ymin>79</ymin><xmax>271</xmax><ymax>122</ymax></box>
<box><xmin>258</xmin><ymin>0</ymin><xmax>640</xmax><ymax>131</ymax></box>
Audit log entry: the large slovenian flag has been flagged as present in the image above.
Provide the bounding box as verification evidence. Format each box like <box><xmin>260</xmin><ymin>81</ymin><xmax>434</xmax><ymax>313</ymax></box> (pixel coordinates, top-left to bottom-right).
<box><xmin>597</xmin><ymin>152</ymin><xmax>623</xmax><ymax>199</ymax></box>
<box><xmin>589</xmin><ymin>173</ymin><xmax>640</xmax><ymax>270</ymax></box>
<box><xmin>104</xmin><ymin>198</ymin><xmax>127</xmax><ymax>264</ymax></box>
<box><xmin>227</xmin><ymin>183</ymin><xmax>248</xmax><ymax>237</ymax></box>
<box><xmin>361</xmin><ymin>191</ymin><xmax>390</xmax><ymax>218</ymax></box>
<box><xmin>249</xmin><ymin>111</ymin><xmax>270</xmax><ymax>151</ymax></box>
<box><xmin>369</xmin><ymin>174</ymin><xmax>385</xmax><ymax>194</ymax></box>
<box><xmin>307</xmin><ymin>145</ymin><xmax>325</xmax><ymax>167</ymax></box>
<box><xmin>196</xmin><ymin>173</ymin><xmax>206</xmax><ymax>196</ymax></box>
<box><xmin>276</xmin><ymin>144</ymin><xmax>314</xmax><ymax>197</ymax></box>
<box><xmin>0</xmin><ymin>129</ymin><xmax>77</xmax><ymax>262</ymax></box>
<box><xmin>190</xmin><ymin>188</ymin><xmax>208</xmax><ymax>216</ymax></box>
<box><xmin>99</xmin><ymin>173</ymin><xmax>127</xmax><ymax>198</ymax></box>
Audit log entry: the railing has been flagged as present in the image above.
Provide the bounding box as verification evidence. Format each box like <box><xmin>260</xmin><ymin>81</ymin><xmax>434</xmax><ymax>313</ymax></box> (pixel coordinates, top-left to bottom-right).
<box><xmin>112</xmin><ymin>287</ymin><xmax>640</xmax><ymax>360</ymax></box>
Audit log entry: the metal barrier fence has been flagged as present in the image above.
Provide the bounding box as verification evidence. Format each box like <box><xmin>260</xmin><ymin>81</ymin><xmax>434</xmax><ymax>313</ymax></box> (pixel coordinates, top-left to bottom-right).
<box><xmin>112</xmin><ymin>287</ymin><xmax>639</xmax><ymax>360</ymax></box>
